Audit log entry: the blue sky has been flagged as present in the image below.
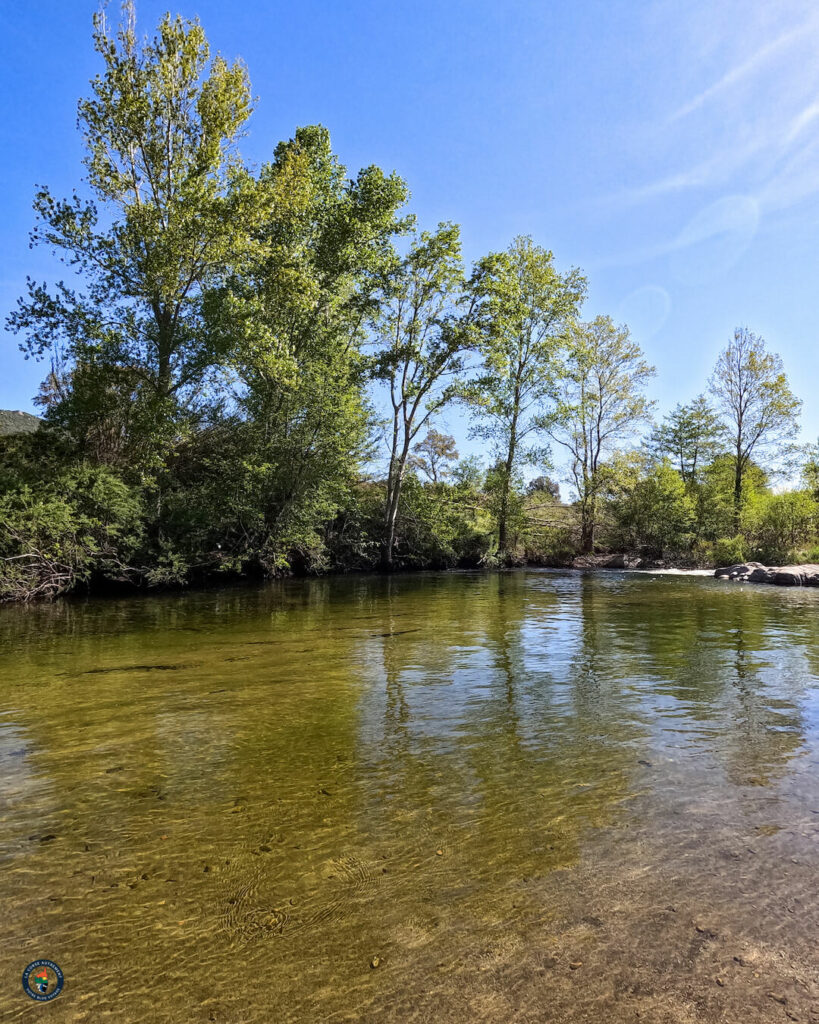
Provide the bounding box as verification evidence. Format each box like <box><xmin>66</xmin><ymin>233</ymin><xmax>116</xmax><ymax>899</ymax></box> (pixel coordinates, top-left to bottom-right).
<box><xmin>1</xmin><ymin>0</ymin><xmax>818</xmax><ymax>470</ymax></box>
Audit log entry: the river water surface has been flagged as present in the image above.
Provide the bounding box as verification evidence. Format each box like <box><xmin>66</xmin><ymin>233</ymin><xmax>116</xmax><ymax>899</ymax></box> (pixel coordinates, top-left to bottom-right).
<box><xmin>1</xmin><ymin>571</ymin><xmax>818</xmax><ymax>1022</ymax></box>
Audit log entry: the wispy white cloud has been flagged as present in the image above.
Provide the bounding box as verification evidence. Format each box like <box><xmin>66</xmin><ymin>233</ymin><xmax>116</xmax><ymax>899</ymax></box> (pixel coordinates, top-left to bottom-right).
<box><xmin>591</xmin><ymin>195</ymin><xmax>759</xmax><ymax>271</ymax></box>
<box><xmin>784</xmin><ymin>100</ymin><xmax>819</xmax><ymax>145</ymax></box>
<box><xmin>599</xmin><ymin>137</ymin><xmax>766</xmax><ymax>208</ymax></box>
<box><xmin>757</xmin><ymin>137</ymin><xmax>819</xmax><ymax>210</ymax></box>
<box><xmin>595</xmin><ymin>3</ymin><xmax>819</xmax><ymax>217</ymax></box>
<box><xmin>668</xmin><ymin>20</ymin><xmax>815</xmax><ymax>122</ymax></box>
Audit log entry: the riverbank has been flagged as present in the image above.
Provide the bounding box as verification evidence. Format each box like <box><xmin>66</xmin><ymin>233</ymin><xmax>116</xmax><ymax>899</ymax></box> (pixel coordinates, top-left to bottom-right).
<box><xmin>571</xmin><ymin>553</ymin><xmax>819</xmax><ymax>586</ymax></box>
<box><xmin>567</xmin><ymin>552</ymin><xmax>712</xmax><ymax>572</ymax></box>
<box><xmin>4</xmin><ymin>551</ymin><xmax>814</xmax><ymax>604</ymax></box>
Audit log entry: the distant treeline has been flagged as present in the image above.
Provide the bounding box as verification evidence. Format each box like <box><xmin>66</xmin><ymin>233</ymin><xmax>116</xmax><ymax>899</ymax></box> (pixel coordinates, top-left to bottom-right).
<box><xmin>1</xmin><ymin>4</ymin><xmax>816</xmax><ymax>600</ymax></box>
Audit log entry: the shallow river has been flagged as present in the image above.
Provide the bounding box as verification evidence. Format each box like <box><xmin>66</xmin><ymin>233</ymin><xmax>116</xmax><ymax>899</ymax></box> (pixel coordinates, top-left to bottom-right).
<box><xmin>1</xmin><ymin>571</ymin><xmax>818</xmax><ymax>1022</ymax></box>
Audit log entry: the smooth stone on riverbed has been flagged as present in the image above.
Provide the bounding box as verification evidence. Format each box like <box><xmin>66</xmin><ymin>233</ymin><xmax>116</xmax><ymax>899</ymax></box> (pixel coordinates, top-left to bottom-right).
<box><xmin>714</xmin><ymin>562</ymin><xmax>819</xmax><ymax>586</ymax></box>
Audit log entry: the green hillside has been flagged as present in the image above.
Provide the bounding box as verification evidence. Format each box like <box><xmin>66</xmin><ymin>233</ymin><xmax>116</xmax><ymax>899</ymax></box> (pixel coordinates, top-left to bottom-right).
<box><xmin>0</xmin><ymin>409</ymin><xmax>41</xmax><ymax>435</ymax></box>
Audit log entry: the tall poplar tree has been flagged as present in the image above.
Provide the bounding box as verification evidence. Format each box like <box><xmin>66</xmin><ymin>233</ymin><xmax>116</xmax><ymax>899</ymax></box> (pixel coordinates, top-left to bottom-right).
<box><xmin>465</xmin><ymin>237</ymin><xmax>586</xmax><ymax>557</ymax></box>
<box><xmin>201</xmin><ymin>125</ymin><xmax>410</xmax><ymax>569</ymax></box>
<box><xmin>549</xmin><ymin>316</ymin><xmax>655</xmax><ymax>553</ymax></box>
<box><xmin>371</xmin><ymin>224</ymin><xmax>475</xmax><ymax>569</ymax></box>
<box><xmin>8</xmin><ymin>2</ymin><xmax>254</xmax><ymax>467</ymax></box>
<box><xmin>709</xmin><ymin>328</ymin><xmax>801</xmax><ymax>526</ymax></box>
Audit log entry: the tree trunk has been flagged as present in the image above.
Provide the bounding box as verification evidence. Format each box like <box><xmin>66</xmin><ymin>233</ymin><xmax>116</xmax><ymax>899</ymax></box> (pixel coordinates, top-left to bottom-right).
<box><xmin>498</xmin><ymin>405</ymin><xmax>518</xmax><ymax>559</ymax></box>
<box><xmin>381</xmin><ymin>478</ymin><xmax>398</xmax><ymax>571</ymax></box>
<box><xmin>381</xmin><ymin>522</ymin><xmax>396</xmax><ymax>571</ymax></box>
<box><xmin>733</xmin><ymin>449</ymin><xmax>743</xmax><ymax>532</ymax></box>
<box><xmin>381</xmin><ymin>433</ymin><xmax>410</xmax><ymax>571</ymax></box>
<box><xmin>497</xmin><ymin>473</ymin><xmax>510</xmax><ymax>556</ymax></box>
<box><xmin>580</xmin><ymin>479</ymin><xmax>596</xmax><ymax>554</ymax></box>
<box><xmin>580</xmin><ymin>508</ymin><xmax>595</xmax><ymax>554</ymax></box>
<box><xmin>153</xmin><ymin>301</ymin><xmax>174</xmax><ymax>399</ymax></box>
<box><xmin>381</xmin><ymin>487</ymin><xmax>400</xmax><ymax>571</ymax></box>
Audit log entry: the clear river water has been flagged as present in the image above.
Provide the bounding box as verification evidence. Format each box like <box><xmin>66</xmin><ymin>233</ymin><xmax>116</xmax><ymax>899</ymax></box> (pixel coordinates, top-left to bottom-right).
<box><xmin>1</xmin><ymin>570</ymin><xmax>818</xmax><ymax>1022</ymax></box>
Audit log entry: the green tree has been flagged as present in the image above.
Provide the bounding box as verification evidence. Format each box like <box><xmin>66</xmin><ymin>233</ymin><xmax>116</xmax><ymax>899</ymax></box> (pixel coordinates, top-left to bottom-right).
<box><xmin>7</xmin><ymin>2</ymin><xmax>254</xmax><ymax>468</ymax></box>
<box><xmin>614</xmin><ymin>460</ymin><xmax>695</xmax><ymax>555</ymax></box>
<box><xmin>648</xmin><ymin>395</ymin><xmax>725</xmax><ymax>484</ymax></box>
<box><xmin>709</xmin><ymin>327</ymin><xmax>801</xmax><ymax>527</ymax></box>
<box><xmin>695</xmin><ymin>454</ymin><xmax>768</xmax><ymax>543</ymax></box>
<box><xmin>409</xmin><ymin>428</ymin><xmax>459</xmax><ymax>483</ymax></box>
<box><xmin>548</xmin><ymin>316</ymin><xmax>655</xmax><ymax>553</ymax></box>
<box><xmin>371</xmin><ymin>223</ymin><xmax>475</xmax><ymax>569</ymax></box>
<box><xmin>464</xmin><ymin>237</ymin><xmax>586</xmax><ymax>557</ymax></box>
<box><xmin>526</xmin><ymin>475</ymin><xmax>561</xmax><ymax>500</ymax></box>
<box><xmin>451</xmin><ymin>455</ymin><xmax>485</xmax><ymax>491</ymax></box>
<box><xmin>802</xmin><ymin>440</ymin><xmax>819</xmax><ymax>498</ymax></box>
<box><xmin>202</xmin><ymin>125</ymin><xmax>409</xmax><ymax>571</ymax></box>
<box><xmin>742</xmin><ymin>490</ymin><xmax>818</xmax><ymax>562</ymax></box>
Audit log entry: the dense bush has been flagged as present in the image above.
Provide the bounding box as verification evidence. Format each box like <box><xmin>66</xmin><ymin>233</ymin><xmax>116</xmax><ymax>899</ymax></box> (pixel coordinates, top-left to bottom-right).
<box><xmin>741</xmin><ymin>491</ymin><xmax>818</xmax><ymax>564</ymax></box>
<box><xmin>0</xmin><ymin>464</ymin><xmax>142</xmax><ymax>599</ymax></box>
<box><xmin>712</xmin><ymin>535</ymin><xmax>746</xmax><ymax>568</ymax></box>
<box><xmin>611</xmin><ymin>461</ymin><xmax>694</xmax><ymax>556</ymax></box>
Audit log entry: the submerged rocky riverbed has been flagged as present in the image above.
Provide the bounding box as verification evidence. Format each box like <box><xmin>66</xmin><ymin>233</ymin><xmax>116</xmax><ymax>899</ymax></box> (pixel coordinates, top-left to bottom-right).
<box><xmin>1</xmin><ymin>571</ymin><xmax>817</xmax><ymax>1022</ymax></box>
